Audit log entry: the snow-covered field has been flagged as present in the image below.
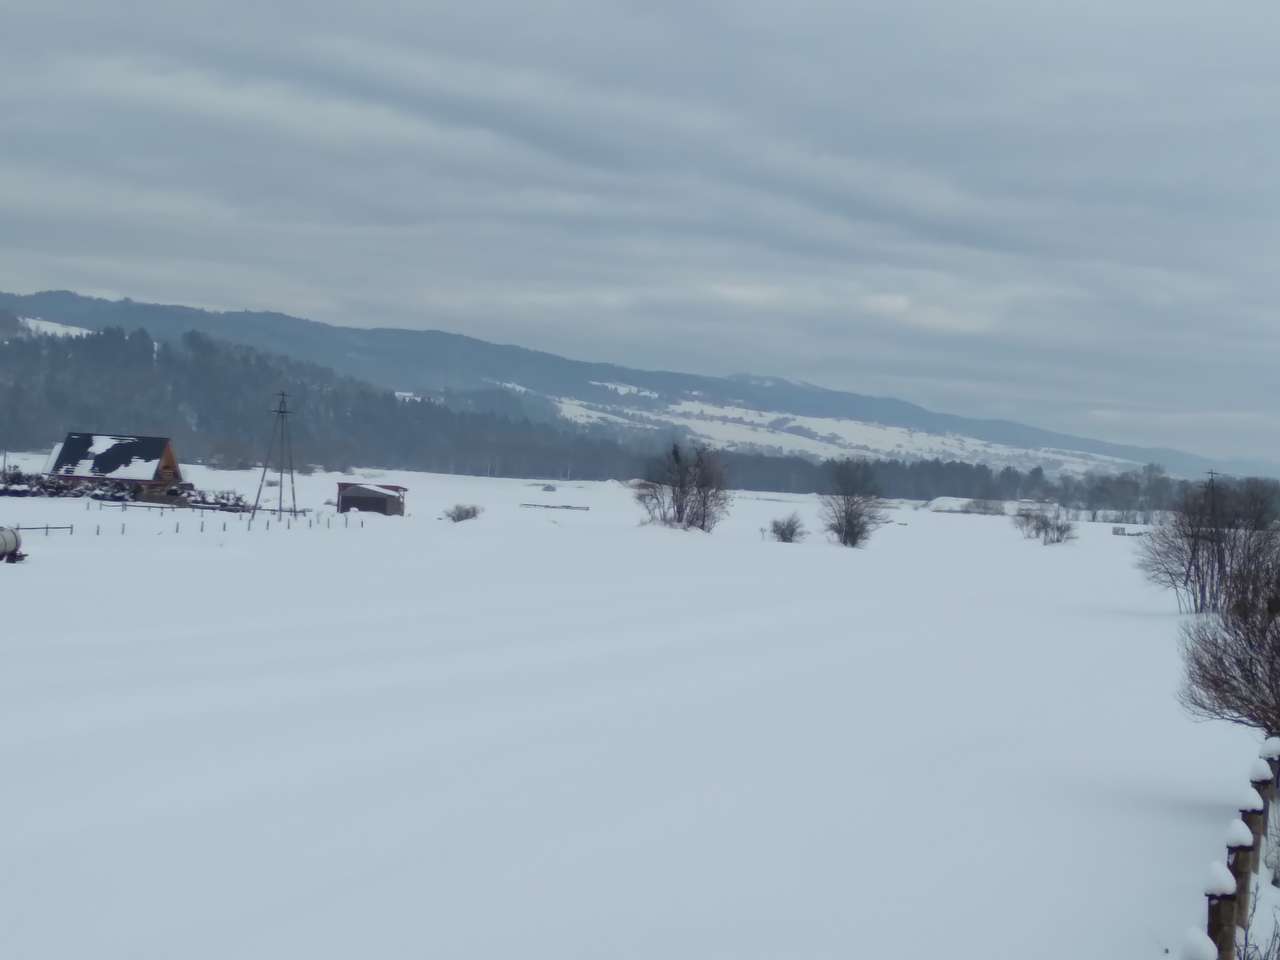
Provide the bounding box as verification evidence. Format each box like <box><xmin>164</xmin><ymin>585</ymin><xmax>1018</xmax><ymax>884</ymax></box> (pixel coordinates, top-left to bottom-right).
<box><xmin>0</xmin><ymin>457</ymin><xmax>1259</xmax><ymax>958</ymax></box>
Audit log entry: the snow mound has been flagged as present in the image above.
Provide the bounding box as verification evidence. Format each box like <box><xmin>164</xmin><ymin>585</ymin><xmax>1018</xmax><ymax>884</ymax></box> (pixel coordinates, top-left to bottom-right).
<box><xmin>1226</xmin><ymin>819</ymin><xmax>1254</xmax><ymax>848</ymax></box>
<box><xmin>1180</xmin><ymin>928</ymin><xmax>1217</xmax><ymax>960</ymax></box>
<box><xmin>1205</xmin><ymin>861</ymin><xmax>1237</xmax><ymax>896</ymax></box>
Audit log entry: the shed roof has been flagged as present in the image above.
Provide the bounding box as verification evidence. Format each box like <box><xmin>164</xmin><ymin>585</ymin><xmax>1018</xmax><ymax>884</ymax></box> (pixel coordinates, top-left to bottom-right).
<box><xmin>48</xmin><ymin>433</ymin><xmax>172</xmax><ymax>481</ymax></box>
<box><xmin>337</xmin><ymin>482</ymin><xmax>407</xmax><ymax>498</ymax></box>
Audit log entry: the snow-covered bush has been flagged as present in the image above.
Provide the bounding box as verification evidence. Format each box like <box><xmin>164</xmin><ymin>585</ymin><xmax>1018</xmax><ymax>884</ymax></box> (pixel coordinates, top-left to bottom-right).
<box><xmin>445</xmin><ymin>504</ymin><xmax>482</xmax><ymax>523</ymax></box>
<box><xmin>1012</xmin><ymin>507</ymin><xmax>1074</xmax><ymax>545</ymax></box>
<box><xmin>770</xmin><ymin>513</ymin><xmax>807</xmax><ymax>543</ymax></box>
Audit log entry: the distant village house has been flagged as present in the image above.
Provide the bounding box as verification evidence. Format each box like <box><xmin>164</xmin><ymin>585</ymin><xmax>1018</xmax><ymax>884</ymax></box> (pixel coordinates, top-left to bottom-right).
<box><xmin>336</xmin><ymin>482</ymin><xmax>407</xmax><ymax>516</ymax></box>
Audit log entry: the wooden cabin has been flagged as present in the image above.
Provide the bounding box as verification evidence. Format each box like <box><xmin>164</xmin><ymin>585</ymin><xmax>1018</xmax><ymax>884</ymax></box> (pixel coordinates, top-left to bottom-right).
<box><xmin>46</xmin><ymin>433</ymin><xmax>183</xmax><ymax>492</ymax></box>
<box><xmin>336</xmin><ymin>482</ymin><xmax>407</xmax><ymax>516</ymax></box>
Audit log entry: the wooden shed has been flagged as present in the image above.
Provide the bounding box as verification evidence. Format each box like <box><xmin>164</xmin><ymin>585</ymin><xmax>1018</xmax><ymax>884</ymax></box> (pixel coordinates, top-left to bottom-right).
<box><xmin>336</xmin><ymin>482</ymin><xmax>407</xmax><ymax>516</ymax></box>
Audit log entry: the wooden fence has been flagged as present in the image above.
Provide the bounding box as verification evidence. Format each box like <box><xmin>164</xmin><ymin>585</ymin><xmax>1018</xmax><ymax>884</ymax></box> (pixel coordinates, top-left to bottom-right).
<box><xmin>1187</xmin><ymin>738</ymin><xmax>1280</xmax><ymax>959</ymax></box>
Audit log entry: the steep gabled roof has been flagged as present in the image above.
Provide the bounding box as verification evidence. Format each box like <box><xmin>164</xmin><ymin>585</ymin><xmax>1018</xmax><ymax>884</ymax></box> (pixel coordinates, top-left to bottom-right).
<box><xmin>48</xmin><ymin>433</ymin><xmax>173</xmax><ymax>482</ymax></box>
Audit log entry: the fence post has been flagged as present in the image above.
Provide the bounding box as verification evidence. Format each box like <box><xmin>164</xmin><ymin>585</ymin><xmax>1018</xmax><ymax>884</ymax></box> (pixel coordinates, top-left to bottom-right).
<box><xmin>69</xmin><ymin>524</ymin><xmax>73</xmax><ymax>536</ymax></box>
<box><xmin>175</xmin><ymin>521</ymin><xmax>180</xmax><ymax>534</ymax></box>
<box><xmin>95</xmin><ymin>524</ymin><xmax>100</xmax><ymax>536</ymax></box>
<box><xmin>1227</xmin><ymin>819</ymin><xmax>1254</xmax><ymax>928</ymax></box>
<box><xmin>44</xmin><ymin>524</ymin><xmax>48</xmax><ymax>536</ymax></box>
<box><xmin>121</xmin><ymin>523</ymin><xmax>125</xmax><ymax>535</ymax></box>
<box><xmin>1206</xmin><ymin>861</ymin><xmax>1238</xmax><ymax>960</ymax></box>
<box><xmin>1242</xmin><ymin>789</ymin><xmax>1265</xmax><ymax>876</ymax></box>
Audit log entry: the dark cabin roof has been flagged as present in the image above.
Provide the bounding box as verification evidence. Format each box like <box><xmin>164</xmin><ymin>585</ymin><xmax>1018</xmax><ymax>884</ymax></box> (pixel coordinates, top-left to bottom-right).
<box><xmin>47</xmin><ymin>433</ymin><xmax>173</xmax><ymax>481</ymax></box>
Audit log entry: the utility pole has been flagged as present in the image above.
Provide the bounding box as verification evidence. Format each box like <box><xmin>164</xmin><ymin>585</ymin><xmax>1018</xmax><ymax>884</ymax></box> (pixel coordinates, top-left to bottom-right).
<box><xmin>251</xmin><ymin>392</ymin><xmax>298</xmax><ymax>521</ymax></box>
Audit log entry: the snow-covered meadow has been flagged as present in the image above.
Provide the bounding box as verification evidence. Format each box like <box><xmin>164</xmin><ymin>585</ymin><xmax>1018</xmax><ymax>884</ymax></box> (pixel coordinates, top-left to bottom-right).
<box><xmin>0</xmin><ymin>457</ymin><xmax>1261</xmax><ymax>958</ymax></box>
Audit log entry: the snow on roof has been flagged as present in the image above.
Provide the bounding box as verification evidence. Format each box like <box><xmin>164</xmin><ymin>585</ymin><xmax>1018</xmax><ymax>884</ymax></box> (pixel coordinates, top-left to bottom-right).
<box><xmin>1241</xmin><ymin>787</ymin><xmax>1265</xmax><ymax>812</ymax></box>
<box><xmin>1250</xmin><ymin>758</ymin><xmax>1273</xmax><ymax>782</ymax></box>
<box><xmin>1204</xmin><ymin>861</ymin><xmax>1236</xmax><ymax>896</ymax></box>
<box><xmin>1226</xmin><ymin>818</ymin><xmax>1254</xmax><ymax>848</ymax></box>
<box><xmin>48</xmin><ymin>433</ymin><xmax>172</xmax><ymax>482</ymax></box>
<box><xmin>337</xmin><ymin>482</ymin><xmax>407</xmax><ymax>497</ymax></box>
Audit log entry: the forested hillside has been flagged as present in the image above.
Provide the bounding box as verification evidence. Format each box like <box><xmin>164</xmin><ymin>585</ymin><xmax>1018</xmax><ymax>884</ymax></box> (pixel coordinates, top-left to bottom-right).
<box><xmin>0</xmin><ymin>328</ymin><xmax>640</xmax><ymax>479</ymax></box>
<box><xmin>0</xmin><ymin>326</ymin><xmax>1216</xmax><ymax>511</ymax></box>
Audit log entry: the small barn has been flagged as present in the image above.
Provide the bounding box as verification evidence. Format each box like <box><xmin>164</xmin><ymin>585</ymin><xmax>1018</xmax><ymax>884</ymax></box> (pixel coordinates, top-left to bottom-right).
<box><xmin>46</xmin><ymin>433</ymin><xmax>184</xmax><ymax>490</ymax></box>
<box><xmin>336</xmin><ymin>482</ymin><xmax>407</xmax><ymax>516</ymax></box>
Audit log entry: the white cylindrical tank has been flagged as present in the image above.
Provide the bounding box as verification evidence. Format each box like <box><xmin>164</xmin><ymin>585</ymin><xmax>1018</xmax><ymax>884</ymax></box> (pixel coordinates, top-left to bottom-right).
<box><xmin>0</xmin><ymin>526</ymin><xmax>21</xmax><ymax>561</ymax></box>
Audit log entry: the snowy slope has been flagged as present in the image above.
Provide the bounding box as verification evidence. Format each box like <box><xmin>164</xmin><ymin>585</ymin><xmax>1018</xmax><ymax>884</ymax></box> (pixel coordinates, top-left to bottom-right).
<box><xmin>0</xmin><ymin>458</ymin><xmax>1257</xmax><ymax>959</ymax></box>
<box><xmin>548</xmin><ymin>390</ymin><xmax>1143</xmax><ymax>473</ymax></box>
<box><xmin>18</xmin><ymin>316</ymin><xmax>91</xmax><ymax>337</ymax></box>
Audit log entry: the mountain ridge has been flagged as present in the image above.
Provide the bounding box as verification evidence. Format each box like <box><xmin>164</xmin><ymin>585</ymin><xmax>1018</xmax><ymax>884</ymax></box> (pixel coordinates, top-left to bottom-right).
<box><xmin>1</xmin><ymin>289</ymin><xmax>1268</xmax><ymax>478</ymax></box>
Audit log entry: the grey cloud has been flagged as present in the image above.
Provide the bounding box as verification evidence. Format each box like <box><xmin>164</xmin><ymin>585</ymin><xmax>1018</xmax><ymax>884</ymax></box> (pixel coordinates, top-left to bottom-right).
<box><xmin>2</xmin><ymin>0</ymin><xmax>1278</xmax><ymax>460</ymax></box>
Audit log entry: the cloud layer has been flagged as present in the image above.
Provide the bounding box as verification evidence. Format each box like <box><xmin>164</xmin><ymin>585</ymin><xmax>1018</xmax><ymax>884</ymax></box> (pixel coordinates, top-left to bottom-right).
<box><xmin>4</xmin><ymin>0</ymin><xmax>1278</xmax><ymax>458</ymax></box>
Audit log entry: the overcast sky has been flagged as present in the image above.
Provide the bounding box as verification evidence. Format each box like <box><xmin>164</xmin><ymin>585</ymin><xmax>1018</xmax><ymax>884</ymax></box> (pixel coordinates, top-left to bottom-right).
<box><xmin>3</xmin><ymin>1</ymin><xmax>1277</xmax><ymax>458</ymax></box>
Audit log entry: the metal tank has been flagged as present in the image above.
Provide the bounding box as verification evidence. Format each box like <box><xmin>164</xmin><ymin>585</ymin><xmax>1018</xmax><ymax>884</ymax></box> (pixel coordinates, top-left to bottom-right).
<box><xmin>0</xmin><ymin>526</ymin><xmax>22</xmax><ymax>562</ymax></box>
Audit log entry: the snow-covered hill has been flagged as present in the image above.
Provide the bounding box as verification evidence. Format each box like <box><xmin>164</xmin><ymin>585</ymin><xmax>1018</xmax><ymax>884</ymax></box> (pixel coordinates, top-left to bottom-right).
<box><xmin>547</xmin><ymin>383</ymin><xmax>1143</xmax><ymax>474</ymax></box>
<box><xmin>0</xmin><ymin>459</ymin><xmax>1259</xmax><ymax>958</ymax></box>
<box><xmin>17</xmin><ymin>316</ymin><xmax>90</xmax><ymax>338</ymax></box>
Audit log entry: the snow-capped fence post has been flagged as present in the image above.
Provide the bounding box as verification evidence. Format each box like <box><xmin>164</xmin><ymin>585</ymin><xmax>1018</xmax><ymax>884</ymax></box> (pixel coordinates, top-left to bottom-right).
<box><xmin>1227</xmin><ymin>819</ymin><xmax>1254</xmax><ymax>928</ymax></box>
<box><xmin>1242</xmin><ymin>789</ymin><xmax>1266</xmax><ymax>875</ymax></box>
<box><xmin>1261</xmin><ymin>738</ymin><xmax>1280</xmax><ymax>790</ymax></box>
<box><xmin>1205</xmin><ymin>861</ymin><xmax>1238</xmax><ymax>960</ymax></box>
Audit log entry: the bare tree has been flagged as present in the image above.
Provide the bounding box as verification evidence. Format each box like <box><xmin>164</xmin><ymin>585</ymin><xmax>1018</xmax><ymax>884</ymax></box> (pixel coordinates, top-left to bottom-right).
<box><xmin>820</xmin><ymin>458</ymin><xmax>888</xmax><ymax>547</ymax></box>
<box><xmin>687</xmin><ymin>447</ymin><xmax>731</xmax><ymax>532</ymax></box>
<box><xmin>1141</xmin><ymin>479</ymin><xmax>1280</xmax><ymax>614</ymax></box>
<box><xmin>770</xmin><ymin>512</ymin><xmax>807</xmax><ymax>543</ymax></box>
<box><xmin>635</xmin><ymin>443</ymin><xmax>730</xmax><ymax>532</ymax></box>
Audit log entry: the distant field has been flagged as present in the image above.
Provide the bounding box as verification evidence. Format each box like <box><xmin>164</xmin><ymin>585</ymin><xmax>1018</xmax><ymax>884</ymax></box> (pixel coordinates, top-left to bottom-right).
<box><xmin>0</xmin><ymin>458</ymin><xmax>1256</xmax><ymax>958</ymax></box>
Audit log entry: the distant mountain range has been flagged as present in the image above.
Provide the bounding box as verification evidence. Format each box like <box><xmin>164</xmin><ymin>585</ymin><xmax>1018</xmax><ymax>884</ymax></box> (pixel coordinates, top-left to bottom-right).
<box><xmin>1</xmin><ymin>289</ymin><xmax>1268</xmax><ymax>478</ymax></box>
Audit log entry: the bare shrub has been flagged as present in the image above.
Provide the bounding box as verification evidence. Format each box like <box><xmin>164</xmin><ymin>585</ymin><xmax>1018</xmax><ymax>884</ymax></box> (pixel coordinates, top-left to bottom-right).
<box><xmin>444</xmin><ymin>504</ymin><xmax>482</xmax><ymax>523</ymax></box>
<box><xmin>1041</xmin><ymin>514</ymin><xmax>1076</xmax><ymax>545</ymax></box>
<box><xmin>687</xmin><ymin>447</ymin><xmax>731</xmax><ymax>532</ymax></box>
<box><xmin>636</xmin><ymin>443</ymin><xmax>730</xmax><ymax>532</ymax></box>
<box><xmin>1012</xmin><ymin>506</ymin><xmax>1074</xmax><ymax>545</ymax></box>
<box><xmin>1012</xmin><ymin>508</ymin><xmax>1042</xmax><ymax>539</ymax></box>
<box><xmin>820</xmin><ymin>458</ymin><xmax>888</xmax><ymax>548</ymax></box>
<box><xmin>1180</xmin><ymin>600</ymin><xmax>1280</xmax><ymax>735</ymax></box>
<box><xmin>770</xmin><ymin>513</ymin><xmax>807</xmax><ymax>543</ymax></box>
<box><xmin>1140</xmin><ymin>481</ymin><xmax>1280</xmax><ymax>614</ymax></box>
<box><xmin>963</xmin><ymin>499</ymin><xmax>1005</xmax><ymax>516</ymax></box>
